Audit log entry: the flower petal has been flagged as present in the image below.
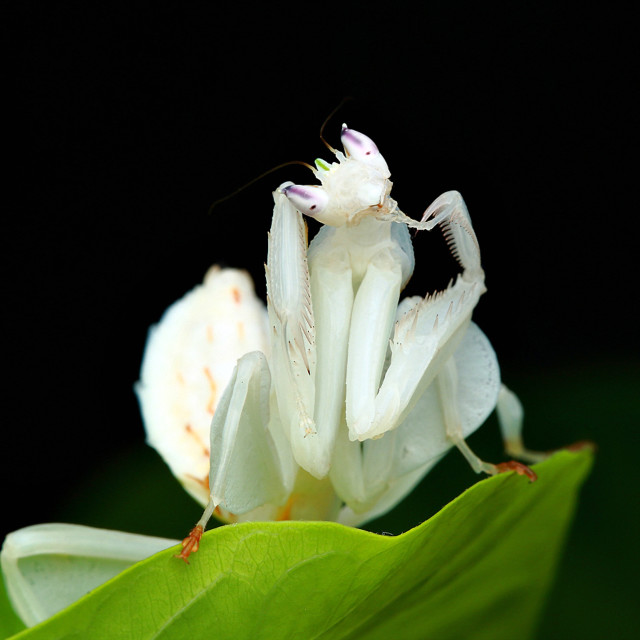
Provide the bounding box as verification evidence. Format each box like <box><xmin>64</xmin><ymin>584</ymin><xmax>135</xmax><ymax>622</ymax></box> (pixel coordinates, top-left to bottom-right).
<box><xmin>136</xmin><ymin>266</ymin><xmax>269</xmax><ymax>506</ymax></box>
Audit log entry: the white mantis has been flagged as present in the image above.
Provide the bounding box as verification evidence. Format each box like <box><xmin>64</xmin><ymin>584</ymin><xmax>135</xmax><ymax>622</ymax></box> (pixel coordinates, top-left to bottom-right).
<box><xmin>159</xmin><ymin>125</ymin><xmax>539</xmax><ymax>560</ymax></box>
<box><xmin>1</xmin><ymin>125</ymin><xmax>544</xmax><ymax>625</ymax></box>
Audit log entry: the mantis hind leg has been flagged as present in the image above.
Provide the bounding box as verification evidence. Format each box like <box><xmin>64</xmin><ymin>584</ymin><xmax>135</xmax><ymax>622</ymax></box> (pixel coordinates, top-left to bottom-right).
<box><xmin>496</xmin><ymin>385</ymin><xmax>595</xmax><ymax>463</ymax></box>
<box><xmin>438</xmin><ymin>359</ymin><xmax>537</xmax><ymax>481</ymax></box>
<box><xmin>496</xmin><ymin>385</ymin><xmax>549</xmax><ymax>463</ymax></box>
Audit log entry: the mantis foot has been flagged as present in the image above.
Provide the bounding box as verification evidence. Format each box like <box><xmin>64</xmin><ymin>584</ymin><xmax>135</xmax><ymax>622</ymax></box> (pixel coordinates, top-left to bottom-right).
<box><xmin>175</xmin><ymin>524</ymin><xmax>203</xmax><ymax>563</ymax></box>
<box><xmin>493</xmin><ymin>461</ymin><xmax>538</xmax><ymax>482</ymax></box>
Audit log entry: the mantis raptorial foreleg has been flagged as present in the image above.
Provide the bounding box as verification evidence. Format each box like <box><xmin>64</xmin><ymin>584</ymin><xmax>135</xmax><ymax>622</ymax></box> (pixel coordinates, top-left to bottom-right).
<box><xmin>419</xmin><ymin>191</ymin><xmax>484</xmax><ymax>281</ymax></box>
<box><xmin>307</xmin><ymin>242</ymin><xmax>353</xmax><ymax>477</ymax></box>
<box><xmin>344</xmin><ymin>192</ymin><xmax>485</xmax><ymax>442</ymax></box>
<box><xmin>385</xmin><ymin>190</ymin><xmax>483</xmax><ymax>281</ymax></box>
<box><xmin>266</xmin><ymin>189</ymin><xmax>319</xmax><ymax>473</ymax></box>
<box><xmin>345</xmin><ymin>247</ymin><xmax>406</xmax><ymax>438</ymax></box>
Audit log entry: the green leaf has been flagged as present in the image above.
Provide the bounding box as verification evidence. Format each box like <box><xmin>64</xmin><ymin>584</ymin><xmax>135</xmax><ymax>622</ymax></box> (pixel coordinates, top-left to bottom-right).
<box><xmin>0</xmin><ymin>569</ymin><xmax>26</xmax><ymax>639</ymax></box>
<box><xmin>10</xmin><ymin>450</ymin><xmax>592</xmax><ymax>640</ymax></box>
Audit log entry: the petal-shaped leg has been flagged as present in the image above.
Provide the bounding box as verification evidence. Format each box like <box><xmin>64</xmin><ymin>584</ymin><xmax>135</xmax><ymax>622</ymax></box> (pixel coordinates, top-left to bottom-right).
<box><xmin>438</xmin><ymin>356</ymin><xmax>536</xmax><ymax>481</ymax></box>
<box><xmin>497</xmin><ymin>385</ymin><xmax>549</xmax><ymax>463</ymax></box>
<box><xmin>438</xmin><ymin>356</ymin><xmax>497</xmax><ymax>475</ymax></box>
<box><xmin>391</xmin><ymin>322</ymin><xmax>501</xmax><ymax>475</ymax></box>
<box><xmin>178</xmin><ymin>351</ymin><xmax>292</xmax><ymax>562</ymax></box>
<box><xmin>208</xmin><ymin>351</ymin><xmax>289</xmax><ymax>515</ymax></box>
<box><xmin>1</xmin><ymin>524</ymin><xmax>177</xmax><ymax>627</ymax></box>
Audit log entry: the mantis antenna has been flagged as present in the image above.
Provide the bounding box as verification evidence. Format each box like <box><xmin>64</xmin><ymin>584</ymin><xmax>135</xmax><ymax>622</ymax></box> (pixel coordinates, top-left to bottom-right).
<box><xmin>208</xmin><ymin>160</ymin><xmax>315</xmax><ymax>215</ymax></box>
<box><xmin>211</xmin><ymin>100</ymin><xmax>355</xmax><ymax>215</ymax></box>
<box><xmin>319</xmin><ymin>96</ymin><xmax>354</xmax><ymax>153</ymax></box>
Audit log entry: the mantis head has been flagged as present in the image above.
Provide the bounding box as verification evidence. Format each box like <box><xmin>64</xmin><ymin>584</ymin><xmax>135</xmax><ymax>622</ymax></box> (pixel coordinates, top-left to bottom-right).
<box><xmin>282</xmin><ymin>125</ymin><xmax>392</xmax><ymax>227</ymax></box>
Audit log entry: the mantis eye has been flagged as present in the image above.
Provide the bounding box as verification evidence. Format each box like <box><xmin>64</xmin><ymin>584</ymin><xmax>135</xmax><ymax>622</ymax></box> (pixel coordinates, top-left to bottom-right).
<box><xmin>340</xmin><ymin>124</ymin><xmax>390</xmax><ymax>174</ymax></box>
<box><xmin>281</xmin><ymin>183</ymin><xmax>329</xmax><ymax>220</ymax></box>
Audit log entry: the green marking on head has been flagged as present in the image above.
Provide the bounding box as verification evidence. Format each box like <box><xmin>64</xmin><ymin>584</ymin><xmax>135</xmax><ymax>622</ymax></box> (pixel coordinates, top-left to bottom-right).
<box><xmin>314</xmin><ymin>158</ymin><xmax>331</xmax><ymax>172</ymax></box>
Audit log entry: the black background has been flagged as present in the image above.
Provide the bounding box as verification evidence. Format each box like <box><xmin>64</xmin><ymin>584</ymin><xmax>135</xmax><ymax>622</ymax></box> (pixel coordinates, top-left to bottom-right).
<box><xmin>5</xmin><ymin>2</ymin><xmax>638</xmax><ymax>637</ymax></box>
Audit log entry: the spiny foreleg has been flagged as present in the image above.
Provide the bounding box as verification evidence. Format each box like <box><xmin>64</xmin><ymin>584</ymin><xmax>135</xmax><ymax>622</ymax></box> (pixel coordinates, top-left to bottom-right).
<box><xmin>380</xmin><ymin>191</ymin><xmax>484</xmax><ymax>285</ymax></box>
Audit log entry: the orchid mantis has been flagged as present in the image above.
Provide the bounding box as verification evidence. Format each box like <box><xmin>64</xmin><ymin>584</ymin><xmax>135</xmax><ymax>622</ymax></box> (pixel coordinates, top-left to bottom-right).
<box><xmin>1</xmin><ymin>125</ymin><xmax>542</xmax><ymax>626</ymax></box>
<box><xmin>157</xmin><ymin>125</ymin><xmax>537</xmax><ymax>559</ymax></box>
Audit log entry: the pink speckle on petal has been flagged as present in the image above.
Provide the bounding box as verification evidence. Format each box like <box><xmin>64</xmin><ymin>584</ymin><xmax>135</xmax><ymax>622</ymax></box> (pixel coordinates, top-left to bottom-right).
<box><xmin>184</xmin><ymin>424</ymin><xmax>210</xmax><ymax>457</ymax></box>
<box><xmin>203</xmin><ymin>367</ymin><xmax>218</xmax><ymax>414</ymax></box>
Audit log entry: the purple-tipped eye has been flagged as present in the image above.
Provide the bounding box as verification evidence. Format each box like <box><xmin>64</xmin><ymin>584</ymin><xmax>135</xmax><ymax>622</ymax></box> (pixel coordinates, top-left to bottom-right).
<box><xmin>282</xmin><ymin>184</ymin><xmax>329</xmax><ymax>219</ymax></box>
<box><xmin>340</xmin><ymin>124</ymin><xmax>389</xmax><ymax>174</ymax></box>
